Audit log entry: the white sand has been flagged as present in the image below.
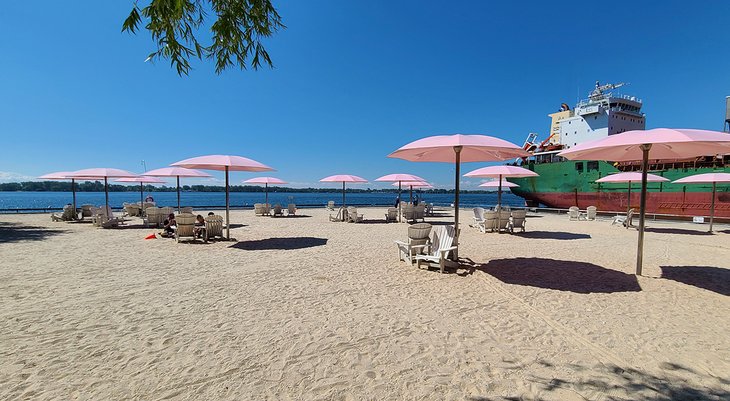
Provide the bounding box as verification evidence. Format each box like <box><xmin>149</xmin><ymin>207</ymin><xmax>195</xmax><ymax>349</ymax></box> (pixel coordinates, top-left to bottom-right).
<box><xmin>0</xmin><ymin>207</ymin><xmax>728</xmax><ymax>400</ymax></box>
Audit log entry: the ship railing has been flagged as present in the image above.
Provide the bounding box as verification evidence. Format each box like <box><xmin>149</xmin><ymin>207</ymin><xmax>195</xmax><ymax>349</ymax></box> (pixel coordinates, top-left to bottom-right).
<box><xmin>527</xmin><ymin>206</ymin><xmax>729</xmax><ymax>223</ymax></box>
<box><xmin>0</xmin><ymin>202</ymin><xmax>400</xmax><ymax>214</ymax></box>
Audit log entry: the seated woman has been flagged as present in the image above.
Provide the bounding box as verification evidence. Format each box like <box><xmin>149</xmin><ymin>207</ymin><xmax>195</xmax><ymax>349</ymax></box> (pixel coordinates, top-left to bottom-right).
<box><xmin>194</xmin><ymin>214</ymin><xmax>206</xmax><ymax>238</ymax></box>
<box><xmin>160</xmin><ymin>213</ymin><xmax>176</xmax><ymax>237</ymax></box>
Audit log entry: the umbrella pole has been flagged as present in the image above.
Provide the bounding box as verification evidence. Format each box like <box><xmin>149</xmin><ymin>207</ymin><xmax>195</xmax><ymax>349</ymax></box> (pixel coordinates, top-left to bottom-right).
<box><xmin>225</xmin><ymin>166</ymin><xmax>230</xmax><ymax>239</ymax></box>
<box><xmin>104</xmin><ymin>177</ymin><xmax>109</xmax><ymax>213</ymax></box>
<box><xmin>498</xmin><ymin>174</ymin><xmax>503</xmax><ymax>209</ymax></box>
<box><xmin>409</xmin><ymin>183</ymin><xmax>412</xmax><ymax>204</ymax></box>
<box><xmin>627</xmin><ymin>181</ymin><xmax>632</xmax><ymax>217</ymax></box>
<box><xmin>71</xmin><ymin>179</ymin><xmax>77</xmax><ymax>215</ymax></box>
<box><xmin>265</xmin><ymin>183</ymin><xmax>269</xmax><ymax>207</ymax></box>
<box><xmin>342</xmin><ymin>182</ymin><xmax>346</xmax><ymax>221</ymax></box>
<box><xmin>177</xmin><ymin>176</ymin><xmax>181</xmax><ymax>213</ymax></box>
<box><xmin>454</xmin><ymin>146</ymin><xmax>462</xmax><ymax>259</ymax></box>
<box><xmin>636</xmin><ymin>144</ymin><xmax>651</xmax><ymax>276</ymax></box>
<box><xmin>139</xmin><ymin>183</ymin><xmax>143</xmax><ymax>207</ymax></box>
<box><xmin>710</xmin><ymin>182</ymin><xmax>716</xmax><ymax>233</ymax></box>
<box><xmin>398</xmin><ymin>182</ymin><xmax>402</xmax><ymax>223</ymax></box>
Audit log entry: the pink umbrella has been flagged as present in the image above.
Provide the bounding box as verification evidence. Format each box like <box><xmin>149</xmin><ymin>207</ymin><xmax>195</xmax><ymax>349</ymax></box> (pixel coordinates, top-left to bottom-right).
<box><xmin>479</xmin><ymin>179</ymin><xmax>519</xmax><ymax>189</ymax></box>
<box><xmin>389</xmin><ymin>134</ymin><xmax>529</xmax><ymax>247</ymax></box>
<box><xmin>143</xmin><ymin>167</ymin><xmax>212</xmax><ymax>213</ymax></box>
<box><xmin>172</xmin><ymin>155</ymin><xmax>275</xmax><ymax>239</ymax></box>
<box><xmin>243</xmin><ymin>177</ymin><xmax>288</xmax><ymax>206</ymax></box>
<box><xmin>673</xmin><ymin>173</ymin><xmax>730</xmax><ymax>232</ymax></box>
<box><xmin>394</xmin><ymin>181</ymin><xmax>434</xmax><ymax>206</ymax></box>
<box><xmin>320</xmin><ymin>174</ymin><xmax>368</xmax><ymax>221</ymax></box>
<box><xmin>67</xmin><ymin>168</ymin><xmax>138</xmax><ymax>212</ymax></box>
<box><xmin>595</xmin><ymin>172</ymin><xmax>669</xmax><ymax>217</ymax></box>
<box><xmin>38</xmin><ymin>171</ymin><xmax>97</xmax><ymax>212</ymax></box>
<box><xmin>559</xmin><ymin>128</ymin><xmax>730</xmax><ymax>275</ymax></box>
<box><xmin>375</xmin><ymin>173</ymin><xmax>426</xmax><ymax>222</ymax></box>
<box><xmin>116</xmin><ymin>176</ymin><xmax>167</xmax><ymax>207</ymax></box>
<box><xmin>465</xmin><ymin>165</ymin><xmax>538</xmax><ymax>209</ymax></box>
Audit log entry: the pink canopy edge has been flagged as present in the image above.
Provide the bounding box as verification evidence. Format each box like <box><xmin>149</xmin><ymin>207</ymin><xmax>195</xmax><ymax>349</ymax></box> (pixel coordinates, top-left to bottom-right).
<box><xmin>67</xmin><ymin>168</ymin><xmax>138</xmax><ymax>178</ymax></box>
<box><xmin>38</xmin><ymin>171</ymin><xmax>98</xmax><ymax>180</ymax></box>
<box><xmin>375</xmin><ymin>173</ymin><xmax>426</xmax><ymax>182</ymax></box>
<box><xmin>558</xmin><ymin>128</ymin><xmax>730</xmax><ymax>162</ymax></box>
<box><xmin>393</xmin><ymin>181</ymin><xmax>433</xmax><ymax>188</ymax></box>
<box><xmin>243</xmin><ymin>177</ymin><xmax>288</xmax><ymax>185</ymax></box>
<box><xmin>388</xmin><ymin>134</ymin><xmax>530</xmax><ymax>163</ymax></box>
<box><xmin>171</xmin><ymin>155</ymin><xmax>274</xmax><ymax>172</ymax></box>
<box><xmin>595</xmin><ymin>172</ymin><xmax>669</xmax><ymax>183</ymax></box>
<box><xmin>673</xmin><ymin>172</ymin><xmax>730</xmax><ymax>184</ymax></box>
<box><xmin>464</xmin><ymin>165</ymin><xmax>539</xmax><ymax>178</ymax></box>
<box><xmin>116</xmin><ymin>176</ymin><xmax>167</xmax><ymax>184</ymax></box>
<box><xmin>320</xmin><ymin>174</ymin><xmax>368</xmax><ymax>183</ymax></box>
<box><xmin>479</xmin><ymin>180</ymin><xmax>519</xmax><ymax>188</ymax></box>
<box><xmin>143</xmin><ymin>167</ymin><xmax>212</xmax><ymax>178</ymax></box>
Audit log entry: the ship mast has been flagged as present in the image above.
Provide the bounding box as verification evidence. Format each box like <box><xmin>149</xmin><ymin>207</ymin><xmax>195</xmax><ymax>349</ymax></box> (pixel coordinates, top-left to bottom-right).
<box><xmin>725</xmin><ymin>96</ymin><xmax>729</xmax><ymax>132</ymax></box>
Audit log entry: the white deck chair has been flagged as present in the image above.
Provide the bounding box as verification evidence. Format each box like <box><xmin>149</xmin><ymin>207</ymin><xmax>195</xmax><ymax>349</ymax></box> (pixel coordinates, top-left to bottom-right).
<box><xmin>508</xmin><ymin>210</ymin><xmax>526</xmax><ymax>233</ymax></box>
<box><xmin>414</xmin><ymin>204</ymin><xmax>426</xmax><ymax>222</ymax></box>
<box><xmin>482</xmin><ymin>210</ymin><xmax>497</xmax><ymax>233</ymax></box>
<box><xmin>272</xmin><ymin>204</ymin><xmax>284</xmax><ymax>217</ymax></box>
<box><xmin>204</xmin><ymin>215</ymin><xmax>224</xmax><ymax>241</ymax></box>
<box><xmin>287</xmin><ymin>204</ymin><xmax>297</xmax><ymax>216</ymax></box>
<box><xmin>497</xmin><ymin>210</ymin><xmax>511</xmax><ymax>232</ymax></box>
<box><xmin>414</xmin><ymin>225</ymin><xmax>458</xmax><ymax>274</ymax></box>
<box><xmin>401</xmin><ymin>205</ymin><xmax>415</xmax><ymax>223</ymax></box>
<box><xmin>347</xmin><ymin>206</ymin><xmax>363</xmax><ymax>223</ymax></box>
<box><xmin>612</xmin><ymin>208</ymin><xmax>636</xmax><ymax>229</ymax></box>
<box><xmin>586</xmin><ymin>206</ymin><xmax>597</xmax><ymax>221</ymax></box>
<box><xmin>80</xmin><ymin>204</ymin><xmax>93</xmax><ymax>219</ymax></box>
<box><xmin>254</xmin><ymin>203</ymin><xmax>264</xmax><ymax>216</ymax></box>
<box><xmin>175</xmin><ymin>213</ymin><xmax>197</xmax><ymax>243</ymax></box>
<box><xmin>385</xmin><ymin>207</ymin><xmax>398</xmax><ymax>223</ymax></box>
<box><xmin>472</xmin><ymin>207</ymin><xmax>485</xmax><ymax>230</ymax></box>
<box><xmin>568</xmin><ymin>206</ymin><xmax>578</xmax><ymax>220</ymax></box>
<box><xmin>329</xmin><ymin>207</ymin><xmax>347</xmax><ymax>222</ymax></box>
<box><xmin>326</xmin><ymin>201</ymin><xmax>335</xmax><ymax>211</ymax></box>
<box><xmin>394</xmin><ymin>223</ymin><xmax>432</xmax><ymax>264</ymax></box>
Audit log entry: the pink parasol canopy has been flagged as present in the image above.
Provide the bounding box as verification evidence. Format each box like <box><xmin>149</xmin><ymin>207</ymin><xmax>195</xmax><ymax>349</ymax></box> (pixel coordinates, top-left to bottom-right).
<box><xmin>38</xmin><ymin>171</ymin><xmax>97</xmax><ymax>212</ymax></box>
<box><xmin>143</xmin><ymin>167</ymin><xmax>212</xmax><ymax>213</ymax></box>
<box><xmin>375</xmin><ymin>173</ymin><xmax>427</xmax><ymax>221</ymax></box>
<box><xmin>389</xmin><ymin>134</ymin><xmax>528</xmax><ymax>248</ymax></box>
<box><xmin>320</xmin><ymin>175</ymin><xmax>368</xmax><ymax>220</ymax></box>
<box><xmin>243</xmin><ymin>177</ymin><xmax>289</xmax><ymax>205</ymax></box>
<box><xmin>116</xmin><ymin>176</ymin><xmax>166</xmax><ymax>206</ymax></box>
<box><xmin>465</xmin><ymin>165</ymin><xmax>538</xmax><ymax>208</ymax></box>
<box><xmin>479</xmin><ymin>179</ymin><xmax>519</xmax><ymax>188</ymax></box>
<box><xmin>673</xmin><ymin>173</ymin><xmax>730</xmax><ymax>232</ymax></box>
<box><xmin>171</xmin><ymin>155</ymin><xmax>274</xmax><ymax>239</ymax></box>
<box><xmin>559</xmin><ymin>128</ymin><xmax>730</xmax><ymax>275</ymax></box>
<box><xmin>67</xmin><ymin>168</ymin><xmax>138</xmax><ymax>211</ymax></box>
<box><xmin>393</xmin><ymin>181</ymin><xmax>433</xmax><ymax>189</ymax></box>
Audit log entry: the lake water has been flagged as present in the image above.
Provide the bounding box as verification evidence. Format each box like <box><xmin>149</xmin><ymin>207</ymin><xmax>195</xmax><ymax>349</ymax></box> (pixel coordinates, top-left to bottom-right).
<box><xmin>0</xmin><ymin>191</ymin><xmax>526</xmax><ymax>211</ymax></box>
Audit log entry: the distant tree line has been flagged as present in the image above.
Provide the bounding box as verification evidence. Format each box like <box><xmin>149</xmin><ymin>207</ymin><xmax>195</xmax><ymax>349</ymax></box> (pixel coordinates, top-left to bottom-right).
<box><xmin>0</xmin><ymin>181</ymin><xmax>494</xmax><ymax>194</ymax></box>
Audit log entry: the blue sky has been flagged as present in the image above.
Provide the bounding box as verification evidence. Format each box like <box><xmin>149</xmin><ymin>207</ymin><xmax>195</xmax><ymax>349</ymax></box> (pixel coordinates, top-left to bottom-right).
<box><xmin>1</xmin><ymin>1</ymin><xmax>729</xmax><ymax>189</ymax></box>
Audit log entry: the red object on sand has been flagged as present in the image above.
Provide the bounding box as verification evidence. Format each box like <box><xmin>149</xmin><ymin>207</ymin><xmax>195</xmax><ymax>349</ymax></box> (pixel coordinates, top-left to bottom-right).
<box><xmin>145</xmin><ymin>234</ymin><xmax>157</xmax><ymax>240</ymax></box>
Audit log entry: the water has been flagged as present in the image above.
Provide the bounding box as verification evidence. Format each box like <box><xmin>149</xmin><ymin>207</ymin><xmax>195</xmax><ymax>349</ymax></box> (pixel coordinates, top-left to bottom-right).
<box><xmin>0</xmin><ymin>191</ymin><xmax>526</xmax><ymax>211</ymax></box>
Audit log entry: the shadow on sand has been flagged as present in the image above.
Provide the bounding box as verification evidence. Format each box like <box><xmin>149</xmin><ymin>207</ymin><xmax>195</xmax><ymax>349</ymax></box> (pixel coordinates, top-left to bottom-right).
<box><xmin>230</xmin><ymin>237</ymin><xmax>327</xmax><ymax>251</ymax></box>
<box><xmin>0</xmin><ymin>222</ymin><xmax>67</xmax><ymax>244</ymax></box>
<box><xmin>660</xmin><ymin>266</ymin><xmax>730</xmax><ymax>296</ymax></box>
<box><xmin>645</xmin><ymin>227</ymin><xmax>713</xmax><ymax>236</ymax></box>
<box><xmin>513</xmin><ymin>231</ymin><xmax>591</xmax><ymax>240</ymax></box>
<box><xmin>480</xmin><ymin>257</ymin><xmax>640</xmax><ymax>293</ymax></box>
<box><xmin>468</xmin><ymin>361</ymin><xmax>729</xmax><ymax>401</ymax></box>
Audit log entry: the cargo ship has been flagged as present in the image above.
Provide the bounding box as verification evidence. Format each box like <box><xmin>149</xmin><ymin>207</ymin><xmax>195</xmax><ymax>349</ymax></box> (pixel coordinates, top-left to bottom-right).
<box><xmin>510</xmin><ymin>82</ymin><xmax>730</xmax><ymax>218</ymax></box>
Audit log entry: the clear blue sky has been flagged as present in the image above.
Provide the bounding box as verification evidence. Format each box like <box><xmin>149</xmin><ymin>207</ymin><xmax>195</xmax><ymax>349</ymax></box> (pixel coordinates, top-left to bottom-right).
<box><xmin>1</xmin><ymin>1</ymin><xmax>729</xmax><ymax>189</ymax></box>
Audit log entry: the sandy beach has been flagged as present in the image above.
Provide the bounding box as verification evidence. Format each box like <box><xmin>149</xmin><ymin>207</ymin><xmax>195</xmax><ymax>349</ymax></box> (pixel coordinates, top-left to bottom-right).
<box><xmin>1</xmin><ymin>207</ymin><xmax>728</xmax><ymax>400</ymax></box>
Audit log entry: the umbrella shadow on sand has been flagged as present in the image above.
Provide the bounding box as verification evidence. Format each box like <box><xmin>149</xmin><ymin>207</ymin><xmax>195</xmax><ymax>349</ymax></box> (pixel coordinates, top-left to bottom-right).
<box><xmin>645</xmin><ymin>227</ymin><xmax>713</xmax><ymax>236</ymax></box>
<box><xmin>660</xmin><ymin>266</ymin><xmax>730</xmax><ymax>296</ymax></box>
<box><xmin>513</xmin><ymin>231</ymin><xmax>591</xmax><ymax>240</ymax></box>
<box><xmin>0</xmin><ymin>222</ymin><xmax>68</xmax><ymax>244</ymax></box>
<box><xmin>229</xmin><ymin>237</ymin><xmax>327</xmax><ymax>251</ymax></box>
<box><xmin>479</xmin><ymin>257</ymin><xmax>641</xmax><ymax>293</ymax></box>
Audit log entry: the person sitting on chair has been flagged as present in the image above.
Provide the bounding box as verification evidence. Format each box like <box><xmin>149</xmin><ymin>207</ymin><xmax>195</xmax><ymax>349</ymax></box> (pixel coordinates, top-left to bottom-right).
<box><xmin>194</xmin><ymin>214</ymin><xmax>206</xmax><ymax>238</ymax></box>
<box><xmin>161</xmin><ymin>213</ymin><xmax>176</xmax><ymax>237</ymax></box>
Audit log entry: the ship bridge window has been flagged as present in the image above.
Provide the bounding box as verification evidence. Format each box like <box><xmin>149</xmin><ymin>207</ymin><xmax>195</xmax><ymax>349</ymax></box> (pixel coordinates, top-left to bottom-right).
<box><xmin>587</xmin><ymin>161</ymin><xmax>599</xmax><ymax>171</ymax></box>
<box><xmin>575</xmin><ymin>162</ymin><xmax>584</xmax><ymax>173</ymax></box>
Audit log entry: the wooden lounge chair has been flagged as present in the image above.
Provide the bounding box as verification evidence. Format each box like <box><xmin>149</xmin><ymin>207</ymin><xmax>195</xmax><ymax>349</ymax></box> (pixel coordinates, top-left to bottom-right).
<box><xmin>287</xmin><ymin>204</ymin><xmax>297</xmax><ymax>216</ymax></box>
<box><xmin>347</xmin><ymin>206</ymin><xmax>363</xmax><ymax>223</ymax></box>
<box><xmin>482</xmin><ymin>210</ymin><xmax>497</xmax><ymax>233</ymax></box>
<box><xmin>145</xmin><ymin>207</ymin><xmax>164</xmax><ymax>227</ymax></box>
<box><xmin>329</xmin><ymin>207</ymin><xmax>347</xmax><ymax>222</ymax></box>
<box><xmin>394</xmin><ymin>223</ymin><xmax>432</xmax><ymax>264</ymax></box>
<box><xmin>272</xmin><ymin>204</ymin><xmax>284</xmax><ymax>217</ymax></box>
<box><xmin>508</xmin><ymin>210</ymin><xmax>527</xmax><ymax>233</ymax></box>
<box><xmin>497</xmin><ymin>210</ymin><xmax>511</xmax><ymax>233</ymax></box>
<box><xmin>385</xmin><ymin>207</ymin><xmax>398</xmax><ymax>223</ymax></box>
<box><xmin>612</xmin><ymin>208</ymin><xmax>636</xmax><ymax>229</ymax></box>
<box><xmin>254</xmin><ymin>203</ymin><xmax>265</xmax><ymax>216</ymax></box>
<box><xmin>414</xmin><ymin>225</ymin><xmax>458</xmax><ymax>274</ymax></box>
<box><xmin>175</xmin><ymin>213</ymin><xmax>197</xmax><ymax>243</ymax></box>
<box><xmin>414</xmin><ymin>204</ymin><xmax>426</xmax><ymax>222</ymax></box>
<box><xmin>204</xmin><ymin>214</ymin><xmax>224</xmax><ymax>241</ymax></box>
<box><xmin>568</xmin><ymin>206</ymin><xmax>581</xmax><ymax>221</ymax></box>
<box><xmin>401</xmin><ymin>205</ymin><xmax>416</xmax><ymax>223</ymax></box>
<box><xmin>586</xmin><ymin>206</ymin><xmax>597</xmax><ymax>221</ymax></box>
<box><xmin>326</xmin><ymin>201</ymin><xmax>335</xmax><ymax>211</ymax></box>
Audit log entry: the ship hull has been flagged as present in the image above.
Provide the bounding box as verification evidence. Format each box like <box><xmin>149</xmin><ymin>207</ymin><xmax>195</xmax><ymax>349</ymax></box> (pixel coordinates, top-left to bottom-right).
<box><xmin>510</xmin><ymin>160</ymin><xmax>730</xmax><ymax>218</ymax></box>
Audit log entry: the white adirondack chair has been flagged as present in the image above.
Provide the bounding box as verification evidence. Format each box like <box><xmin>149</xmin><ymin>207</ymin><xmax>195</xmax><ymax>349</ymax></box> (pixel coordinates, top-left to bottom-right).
<box><xmin>472</xmin><ymin>207</ymin><xmax>485</xmax><ymax>230</ymax></box>
<box><xmin>508</xmin><ymin>210</ymin><xmax>526</xmax><ymax>233</ymax></box>
<box><xmin>385</xmin><ymin>207</ymin><xmax>398</xmax><ymax>222</ymax></box>
<box><xmin>568</xmin><ymin>206</ymin><xmax>581</xmax><ymax>221</ymax></box>
<box><xmin>204</xmin><ymin>215</ymin><xmax>224</xmax><ymax>241</ymax></box>
<box><xmin>175</xmin><ymin>213</ymin><xmax>197</xmax><ymax>243</ymax></box>
<box><xmin>326</xmin><ymin>201</ymin><xmax>335</xmax><ymax>211</ymax></box>
<box><xmin>415</xmin><ymin>225</ymin><xmax>457</xmax><ymax>274</ymax></box>
<box><xmin>287</xmin><ymin>204</ymin><xmax>297</xmax><ymax>216</ymax></box>
<box><xmin>586</xmin><ymin>206</ymin><xmax>597</xmax><ymax>221</ymax></box>
<box><xmin>394</xmin><ymin>223</ymin><xmax>432</xmax><ymax>264</ymax></box>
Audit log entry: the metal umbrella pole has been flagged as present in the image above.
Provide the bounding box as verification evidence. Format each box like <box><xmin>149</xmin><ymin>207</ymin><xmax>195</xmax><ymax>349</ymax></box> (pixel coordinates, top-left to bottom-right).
<box><xmin>636</xmin><ymin>144</ymin><xmax>651</xmax><ymax>276</ymax></box>
<box><xmin>176</xmin><ymin>176</ymin><xmax>181</xmax><ymax>213</ymax></box>
<box><xmin>225</xmin><ymin>166</ymin><xmax>230</xmax><ymax>239</ymax></box>
<box><xmin>453</xmin><ymin>146</ymin><xmax>462</xmax><ymax>259</ymax></box>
